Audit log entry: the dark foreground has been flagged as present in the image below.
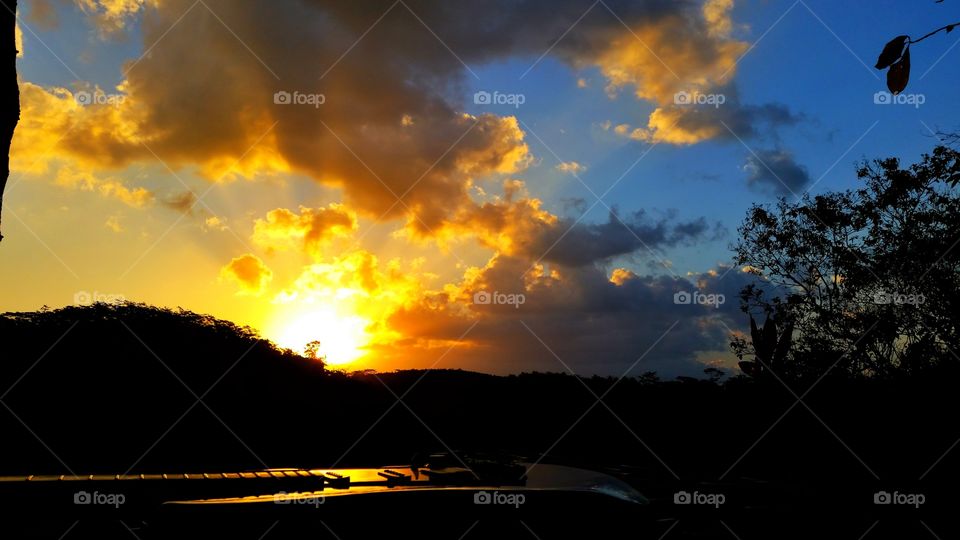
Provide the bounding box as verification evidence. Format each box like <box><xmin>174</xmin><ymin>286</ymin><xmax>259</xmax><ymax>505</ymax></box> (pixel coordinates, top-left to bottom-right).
<box><xmin>1</xmin><ymin>304</ymin><xmax>958</xmax><ymax>538</ymax></box>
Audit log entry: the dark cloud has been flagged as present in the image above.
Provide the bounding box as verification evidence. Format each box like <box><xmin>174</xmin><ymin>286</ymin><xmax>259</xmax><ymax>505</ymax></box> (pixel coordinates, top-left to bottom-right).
<box><xmin>744</xmin><ymin>149</ymin><xmax>812</xmax><ymax>195</ymax></box>
<box><xmin>162</xmin><ymin>191</ymin><xmax>198</xmax><ymax>215</ymax></box>
<box><xmin>531</xmin><ymin>210</ymin><xmax>724</xmax><ymax>267</ymax></box>
<box><xmin>382</xmin><ymin>258</ymin><xmax>765</xmax><ymax>377</ymax></box>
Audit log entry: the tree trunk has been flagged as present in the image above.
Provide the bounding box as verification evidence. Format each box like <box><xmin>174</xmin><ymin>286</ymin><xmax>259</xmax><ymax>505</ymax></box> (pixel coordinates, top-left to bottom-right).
<box><xmin>0</xmin><ymin>0</ymin><xmax>19</xmax><ymax>243</ymax></box>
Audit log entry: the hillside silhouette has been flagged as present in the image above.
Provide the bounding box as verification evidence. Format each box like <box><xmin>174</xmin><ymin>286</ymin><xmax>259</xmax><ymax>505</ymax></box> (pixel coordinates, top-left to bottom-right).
<box><xmin>2</xmin><ymin>302</ymin><xmax>959</xmax><ymax>515</ymax></box>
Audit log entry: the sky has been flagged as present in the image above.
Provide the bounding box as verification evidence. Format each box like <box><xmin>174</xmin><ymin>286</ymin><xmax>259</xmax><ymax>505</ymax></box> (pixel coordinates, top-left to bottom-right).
<box><xmin>1</xmin><ymin>0</ymin><xmax>958</xmax><ymax>377</ymax></box>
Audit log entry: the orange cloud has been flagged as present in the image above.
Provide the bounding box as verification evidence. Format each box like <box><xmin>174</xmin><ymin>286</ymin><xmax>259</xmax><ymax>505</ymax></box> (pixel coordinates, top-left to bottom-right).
<box><xmin>220</xmin><ymin>254</ymin><xmax>273</xmax><ymax>296</ymax></box>
<box><xmin>252</xmin><ymin>204</ymin><xmax>358</xmax><ymax>257</ymax></box>
<box><xmin>54</xmin><ymin>166</ymin><xmax>154</xmax><ymax>208</ymax></box>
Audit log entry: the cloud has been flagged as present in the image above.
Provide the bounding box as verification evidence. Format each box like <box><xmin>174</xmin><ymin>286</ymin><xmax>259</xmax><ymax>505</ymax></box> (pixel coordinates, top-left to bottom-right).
<box><xmin>380</xmin><ymin>256</ymin><xmax>760</xmax><ymax>376</ymax></box>
<box><xmin>252</xmin><ymin>204</ymin><xmax>358</xmax><ymax>257</ymax></box>
<box><xmin>104</xmin><ymin>215</ymin><xmax>123</xmax><ymax>233</ymax></box>
<box><xmin>220</xmin><ymin>254</ymin><xmax>273</xmax><ymax>295</ymax></box>
<box><xmin>203</xmin><ymin>216</ymin><xmax>228</xmax><ymax>232</ymax></box>
<box><xmin>242</xmin><ymin>181</ymin><xmax>744</xmax><ymax>376</ymax></box>
<box><xmin>744</xmin><ymin>149</ymin><xmax>811</xmax><ymax>195</ymax></box>
<box><xmin>526</xmin><ymin>210</ymin><xmax>724</xmax><ymax>267</ymax></box>
<box><xmin>75</xmin><ymin>0</ymin><xmax>150</xmax><ymax>38</ymax></box>
<box><xmin>24</xmin><ymin>0</ymin><xmax>59</xmax><ymax>30</ymax></box>
<box><xmin>26</xmin><ymin>0</ymin><xmax>149</xmax><ymax>37</ymax></box>
<box><xmin>15</xmin><ymin>0</ymin><xmax>778</xmax><ymax>237</ymax></box>
<box><xmin>53</xmin><ymin>166</ymin><xmax>154</xmax><ymax>208</ymax></box>
<box><xmin>611</xmin><ymin>87</ymin><xmax>801</xmax><ymax>145</ymax></box>
<box><xmin>556</xmin><ymin>161</ymin><xmax>587</xmax><ymax>175</ymax></box>
<box><xmin>430</xmin><ymin>181</ymin><xmax>722</xmax><ymax>267</ymax></box>
<box><xmin>162</xmin><ymin>191</ymin><xmax>198</xmax><ymax>215</ymax></box>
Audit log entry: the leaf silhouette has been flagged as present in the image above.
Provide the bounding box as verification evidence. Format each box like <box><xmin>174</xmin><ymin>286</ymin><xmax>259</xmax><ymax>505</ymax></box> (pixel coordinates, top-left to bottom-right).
<box><xmin>886</xmin><ymin>47</ymin><xmax>911</xmax><ymax>94</ymax></box>
<box><xmin>875</xmin><ymin>35</ymin><xmax>909</xmax><ymax>69</ymax></box>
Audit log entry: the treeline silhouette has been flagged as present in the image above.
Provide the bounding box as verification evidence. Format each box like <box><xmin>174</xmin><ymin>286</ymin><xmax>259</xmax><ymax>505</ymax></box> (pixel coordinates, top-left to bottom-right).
<box><xmin>1</xmin><ymin>304</ymin><xmax>958</xmax><ymax>501</ymax></box>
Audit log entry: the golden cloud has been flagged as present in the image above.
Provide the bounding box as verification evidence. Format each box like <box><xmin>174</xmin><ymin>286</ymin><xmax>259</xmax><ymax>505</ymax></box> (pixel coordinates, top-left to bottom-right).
<box><xmin>252</xmin><ymin>204</ymin><xmax>358</xmax><ymax>258</ymax></box>
<box><xmin>54</xmin><ymin>166</ymin><xmax>154</xmax><ymax>208</ymax></box>
<box><xmin>220</xmin><ymin>253</ymin><xmax>273</xmax><ymax>296</ymax></box>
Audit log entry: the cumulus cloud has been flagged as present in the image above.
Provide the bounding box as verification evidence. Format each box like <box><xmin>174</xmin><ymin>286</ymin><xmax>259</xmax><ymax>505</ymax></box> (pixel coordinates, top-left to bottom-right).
<box><xmin>76</xmin><ymin>0</ymin><xmax>150</xmax><ymax>38</ymax></box>
<box><xmin>104</xmin><ymin>215</ymin><xmax>123</xmax><ymax>233</ymax></box>
<box><xmin>15</xmin><ymin>0</ymin><xmax>788</xmax><ymax>236</ymax></box>
<box><xmin>54</xmin><ymin>166</ymin><xmax>153</xmax><ymax>208</ymax></box>
<box><xmin>252</xmin><ymin>204</ymin><xmax>358</xmax><ymax>257</ymax></box>
<box><xmin>744</xmin><ymin>149</ymin><xmax>811</xmax><ymax>195</ymax></box>
<box><xmin>379</xmin><ymin>256</ymin><xmax>760</xmax><ymax>376</ymax></box>
<box><xmin>429</xmin><ymin>181</ymin><xmax>721</xmax><ymax>267</ymax></box>
<box><xmin>527</xmin><ymin>210</ymin><xmax>724</xmax><ymax>267</ymax></box>
<box><xmin>611</xmin><ymin>87</ymin><xmax>801</xmax><ymax>145</ymax></box>
<box><xmin>220</xmin><ymin>254</ymin><xmax>273</xmax><ymax>295</ymax></box>
<box><xmin>25</xmin><ymin>0</ymin><xmax>149</xmax><ymax>37</ymax></box>
<box><xmin>24</xmin><ymin>0</ymin><xmax>59</xmax><ymax>30</ymax></box>
<box><xmin>161</xmin><ymin>191</ymin><xmax>198</xmax><ymax>215</ymax></box>
<box><xmin>556</xmin><ymin>161</ymin><xmax>586</xmax><ymax>175</ymax></box>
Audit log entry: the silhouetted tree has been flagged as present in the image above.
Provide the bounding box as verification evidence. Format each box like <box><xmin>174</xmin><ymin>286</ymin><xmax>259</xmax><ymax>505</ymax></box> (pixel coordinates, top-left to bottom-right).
<box><xmin>304</xmin><ymin>339</ymin><xmax>327</xmax><ymax>363</ymax></box>
<box><xmin>0</xmin><ymin>0</ymin><xmax>18</xmax><ymax>243</ymax></box>
<box><xmin>733</xmin><ymin>146</ymin><xmax>960</xmax><ymax>379</ymax></box>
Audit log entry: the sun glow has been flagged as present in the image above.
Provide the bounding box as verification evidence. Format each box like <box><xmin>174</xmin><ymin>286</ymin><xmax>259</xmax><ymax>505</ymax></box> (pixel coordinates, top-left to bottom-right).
<box><xmin>270</xmin><ymin>308</ymin><xmax>371</xmax><ymax>365</ymax></box>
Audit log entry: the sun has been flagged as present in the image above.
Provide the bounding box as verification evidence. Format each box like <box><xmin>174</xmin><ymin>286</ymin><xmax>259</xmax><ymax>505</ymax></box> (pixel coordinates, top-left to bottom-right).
<box><xmin>270</xmin><ymin>308</ymin><xmax>370</xmax><ymax>365</ymax></box>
